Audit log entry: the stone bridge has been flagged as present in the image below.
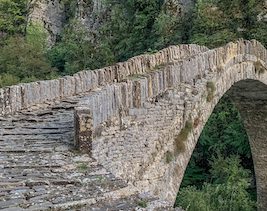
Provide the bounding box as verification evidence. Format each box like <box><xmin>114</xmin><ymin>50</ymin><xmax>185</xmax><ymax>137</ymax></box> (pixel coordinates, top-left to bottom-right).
<box><xmin>1</xmin><ymin>39</ymin><xmax>267</xmax><ymax>210</ymax></box>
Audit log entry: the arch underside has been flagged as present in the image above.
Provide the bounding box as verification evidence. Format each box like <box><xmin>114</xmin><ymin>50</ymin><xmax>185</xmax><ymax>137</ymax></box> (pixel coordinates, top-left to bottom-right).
<box><xmin>229</xmin><ymin>80</ymin><xmax>267</xmax><ymax>210</ymax></box>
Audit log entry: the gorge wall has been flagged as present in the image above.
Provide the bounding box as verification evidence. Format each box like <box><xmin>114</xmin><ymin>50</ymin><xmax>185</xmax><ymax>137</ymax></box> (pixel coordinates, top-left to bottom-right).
<box><xmin>28</xmin><ymin>0</ymin><xmax>195</xmax><ymax>45</ymax></box>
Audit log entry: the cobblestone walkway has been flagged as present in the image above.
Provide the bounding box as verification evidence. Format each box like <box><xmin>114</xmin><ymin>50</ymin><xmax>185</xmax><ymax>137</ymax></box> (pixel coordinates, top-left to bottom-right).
<box><xmin>0</xmin><ymin>96</ymin><xmax>135</xmax><ymax>210</ymax></box>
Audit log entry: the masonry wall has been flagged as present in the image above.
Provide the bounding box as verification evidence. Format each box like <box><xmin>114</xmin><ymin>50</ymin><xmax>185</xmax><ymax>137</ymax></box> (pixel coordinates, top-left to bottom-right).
<box><xmin>0</xmin><ymin>44</ymin><xmax>207</xmax><ymax>116</ymax></box>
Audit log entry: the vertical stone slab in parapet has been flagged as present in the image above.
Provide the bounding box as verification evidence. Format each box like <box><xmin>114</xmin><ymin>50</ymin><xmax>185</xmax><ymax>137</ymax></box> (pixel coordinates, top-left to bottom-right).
<box><xmin>166</xmin><ymin>66</ymin><xmax>174</xmax><ymax>88</ymax></box>
<box><xmin>151</xmin><ymin>71</ymin><xmax>159</xmax><ymax>97</ymax></box>
<box><xmin>91</xmin><ymin>70</ymin><xmax>99</xmax><ymax>90</ymax></box>
<box><xmin>133</xmin><ymin>80</ymin><xmax>141</xmax><ymax>108</ymax></box>
<box><xmin>158</xmin><ymin>70</ymin><xmax>163</xmax><ymax>92</ymax></box>
<box><xmin>98</xmin><ymin>69</ymin><xmax>105</xmax><ymax>86</ymax></box>
<box><xmin>147</xmin><ymin>74</ymin><xmax>153</xmax><ymax>98</ymax></box>
<box><xmin>121</xmin><ymin>82</ymin><xmax>128</xmax><ymax>109</ymax></box>
<box><xmin>9</xmin><ymin>85</ymin><xmax>22</xmax><ymax>114</ymax></box>
<box><xmin>2</xmin><ymin>87</ymin><xmax>11</xmax><ymax>114</ymax></box>
<box><xmin>74</xmin><ymin>107</ymin><xmax>93</xmax><ymax>154</ymax></box>
<box><xmin>127</xmin><ymin>81</ymin><xmax>133</xmax><ymax>108</ymax></box>
<box><xmin>0</xmin><ymin>89</ymin><xmax>5</xmax><ymax>115</ymax></box>
<box><xmin>82</xmin><ymin>71</ymin><xmax>91</xmax><ymax>91</ymax></box>
<box><xmin>60</xmin><ymin>76</ymin><xmax>76</xmax><ymax>98</ymax></box>
<box><xmin>73</xmin><ymin>72</ymin><xmax>83</xmax><ymax>94</ymax></box>
<box><xmin>114</xmin><ymin>84</ymin><xmax>122</xmax><ymax>114</ymax></box>
<box><xmin>39</xmin><ymin>80</ymin><xmax>58</xmax><ymax>102</ymax></box>
<box><xmin>22</xmin><ymin>82</ymin><xmax>41</xmax><ymax>108</ymax></box>
<box><xmin>140</xmin><ymin>78</ymin><xmax>148</xmax><ymax>105</ymax></box>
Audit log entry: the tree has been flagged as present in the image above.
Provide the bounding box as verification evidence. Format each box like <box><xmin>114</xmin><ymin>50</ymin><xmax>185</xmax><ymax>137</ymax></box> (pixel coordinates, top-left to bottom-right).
<box><xmin>0</xmin><ymin>0</ymin><xmax>28</xmax><ymax>37</ymax></box>
<box><xmin>48</xmin><ymin>20</ymin><xmax>115</xmax><ymax>75</ymax></box>
<box><xmin>176</xmin><ymin>155</ymin><xmax>256</xmax><ymax>211</ymax></box>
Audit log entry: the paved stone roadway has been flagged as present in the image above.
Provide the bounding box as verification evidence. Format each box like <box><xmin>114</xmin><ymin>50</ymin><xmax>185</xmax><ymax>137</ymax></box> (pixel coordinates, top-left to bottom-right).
<box><xmin>0</xmin><ymin>94</ymin><xmax>181</xmax><ymax>210</ymax></box>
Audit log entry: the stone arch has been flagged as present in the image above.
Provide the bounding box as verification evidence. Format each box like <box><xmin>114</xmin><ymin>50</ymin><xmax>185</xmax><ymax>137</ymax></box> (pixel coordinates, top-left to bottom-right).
<box><xmin>72</xmin><ymin>40</ymin><xmax>267</xmax><ymax>209</ymax></box>
<box><xmin>156</xmin><ymin>67</ymin><xmax>267</xmax><ymax>210</ymax></box>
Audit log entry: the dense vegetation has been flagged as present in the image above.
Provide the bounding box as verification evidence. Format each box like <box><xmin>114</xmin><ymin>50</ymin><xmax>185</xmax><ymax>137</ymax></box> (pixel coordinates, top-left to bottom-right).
<box><xmin>0</xmin><ymin>0</ymin><xmax>266</xmax><ymax>86</ymax></box>
<box><xmin>0</xmin><ymin>0</ymin><xmax>265</xmax><ymax>209</ymax></box>
<box><xmin>175</xmin><ymin>96</ymin><xmax>257</xmax><ymax>210</ymax></box>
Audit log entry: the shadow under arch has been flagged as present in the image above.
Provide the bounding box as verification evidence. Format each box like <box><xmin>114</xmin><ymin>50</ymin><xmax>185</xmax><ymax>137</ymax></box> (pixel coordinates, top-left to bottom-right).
<box><xmin>176</xmin><ymin>79</ymin><xmax>267</xmax><ymax>210</ymax></box>
<box><xmin>228</xmin><ymin>79</ymin><xmax>267</xmax><ymax>210</ymax></box>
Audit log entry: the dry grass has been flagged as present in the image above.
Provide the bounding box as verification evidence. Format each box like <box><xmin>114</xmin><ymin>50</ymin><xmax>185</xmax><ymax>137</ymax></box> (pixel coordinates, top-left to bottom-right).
<box><xmin>175</xmin><ymin>121</ymin><xmax>193</xmax><ymax>153</ymax></box>
<box><xmin>254</xmin><ymin>60</ymin><xmax>265</xmax><ymax>74</ymax></box>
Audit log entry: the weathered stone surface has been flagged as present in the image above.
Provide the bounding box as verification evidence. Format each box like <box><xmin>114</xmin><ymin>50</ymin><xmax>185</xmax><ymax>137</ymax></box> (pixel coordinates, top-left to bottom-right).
<box><xmin>74</xmin><ymin>107</ymin><xmax>93</xmax><ymax>153</ymax></box>
<box><xmin>29</xmin><ymin>0</ymin><xmax>66</xmax><ymax>45</ymax></box>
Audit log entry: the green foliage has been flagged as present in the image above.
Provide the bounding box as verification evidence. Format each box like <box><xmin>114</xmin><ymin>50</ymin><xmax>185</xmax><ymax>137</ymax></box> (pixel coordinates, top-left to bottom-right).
<box><xmin>187</xmin><ymin>0</ymin><xmax>266</xmax><ymax>48</ymax></box>
<box><xmin>48</xmin><ymin>20</ymin><xmax>115</xmax><ymax>75</ymax></box>
<box><xmin>137</xmin><ymin>199</ymin><xmax>148</xmax><ymax>208</ymax></box>
<box><xmin>210</xmin><ymin>155</ymin><xmax>251</xmax><ymax>185</ymax></box>
<box><xmin>176</xmin><ymin>155</ymin><xmax>256</xmax><ymax>211</ymax></box>
<box><xmin>176</xmin><ymin>182</ymin><xmax>256</xmax><ymax>211</ymax></box>
<box><xmin>60</xmin><ymin>0</ymin><xmax>77</xmax><ymax>21</ymax></box>
<box><xmin>76</xmin><ymin>162</ymin><xmax>88</xmax><ymax>172</ymax></box>
<box><xmin>0</xmin><ymin>73</ymin><xmax>20</xmax><ymax>87</ymax></box>
<box><xmin>181</xmin><ymin>96</ymin><xmax>252</xmax><ymax>187</ymax></box>
<box><xmin>101</xmin><ymin>0</ymin><xmax>174</xmax><ymax>61</ymax></box>
<box><xmin>0</xmin><ymin>0</ymin><xmax>28</xmax><ymax>36</ymax></box>
<box><xmin>0</xmin><ymin>36</ymin><xmax>56</xmax><ymax>87</ymax></box>
<box><xmin>26</xmin><ymin>22</ymin><xmax>48</xmax><ymax>51</ymax></box>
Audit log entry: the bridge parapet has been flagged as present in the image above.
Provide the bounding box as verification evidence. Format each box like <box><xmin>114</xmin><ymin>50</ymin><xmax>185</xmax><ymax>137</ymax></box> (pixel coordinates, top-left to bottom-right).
<box><xmin>0</xmin><ymin>44</ymin><xmax>208</xmax><ymax>115</ymax></box>
<box><xmin>73</xmin><ymin>40</ymin><xmax>267</xmax><ymax>153</ymax></box>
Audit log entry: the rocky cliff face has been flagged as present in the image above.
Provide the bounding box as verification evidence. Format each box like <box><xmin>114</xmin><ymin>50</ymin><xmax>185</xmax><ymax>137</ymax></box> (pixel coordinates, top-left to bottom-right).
<box><xmin>29</xmin><ymin>0</ymin><xmax>66</xmax><ymax>45</ymax></box>
<box><xmin>29</xmin><ymin>0</ymin><xmax>107</xmax><ymax>45</ymax></box>
<box><xmin>76</xmin><ymin>0</ymin><xmax>106</xmax><ymax>39</ymax></box>
<box><xmin>29</xmin><ymin>0</ymin><xmax>194</xmax><ymax>45</ymax></box>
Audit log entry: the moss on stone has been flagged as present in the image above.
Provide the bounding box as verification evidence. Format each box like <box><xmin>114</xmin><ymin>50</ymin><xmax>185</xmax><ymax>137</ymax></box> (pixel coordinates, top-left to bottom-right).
<box><xmin>165</xmin><ymin>151</ymin><xmax>174</xmax><ymax>163</ymax></box>
<box><xmin>206</xmin><ymin>81</ymin><xmax>216</xmax><ymax>102</ymax></box>
<box><xmin>137</xmin><ymin>199</ymin><xmax>148</xmax><ymax>208</ymax></box>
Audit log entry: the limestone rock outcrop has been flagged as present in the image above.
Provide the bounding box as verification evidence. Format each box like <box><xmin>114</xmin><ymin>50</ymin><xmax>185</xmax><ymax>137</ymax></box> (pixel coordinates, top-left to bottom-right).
<box><xmin>29</xmin><ymin>0</ymin><xmax>107</xmax><ymax>45</ymax></box>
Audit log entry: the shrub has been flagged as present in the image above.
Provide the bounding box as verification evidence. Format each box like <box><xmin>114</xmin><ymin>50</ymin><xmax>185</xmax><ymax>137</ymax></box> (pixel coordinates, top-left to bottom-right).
<box><xmin>175</xmin><ymin>120</ymin><xmax>193</xmax><ymax>153</ymax></box>
<box><xmin>76</xmin><ymin>162</ymin><xmax>88</xmax><ymax>172</ymax></box>
<box><xmin>0</xmin><ymin>36</ymin><xmax>57</xmax><ymax>86</ymax></box>
<box><xmin>176</xmin><ymin>156</ymin><xmax>256</xmax><ymax>211</ymax></box>
<box><xmin>0</xmin><ymin>73</ymin><xmax>20</xmax><ymax>87</ymax></box>
<box><xmin>176</xmin><ymin>182</ymin><xmax>256</xmax><ymax>211</ymax></box>
<box><xmin>137</xmin><ymin>199</ymin><xmax>148</xmax><ymax>208</ymax></box>
<box><xmin>206</xmin><ymin>81</ymin><xmax>216</xmax><ymax>102</ymax></box>
<box><xmin>165</xmin><ymin>151</ymin><xmax>174</xmax><ymax>163</ymax></box>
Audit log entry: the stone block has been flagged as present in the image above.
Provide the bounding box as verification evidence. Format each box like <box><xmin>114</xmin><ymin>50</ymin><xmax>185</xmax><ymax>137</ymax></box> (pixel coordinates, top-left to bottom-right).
<box><xmin>74</xmin><ymin>107</ymin><xmax>93</xmax><ymax>154</ymax></box>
